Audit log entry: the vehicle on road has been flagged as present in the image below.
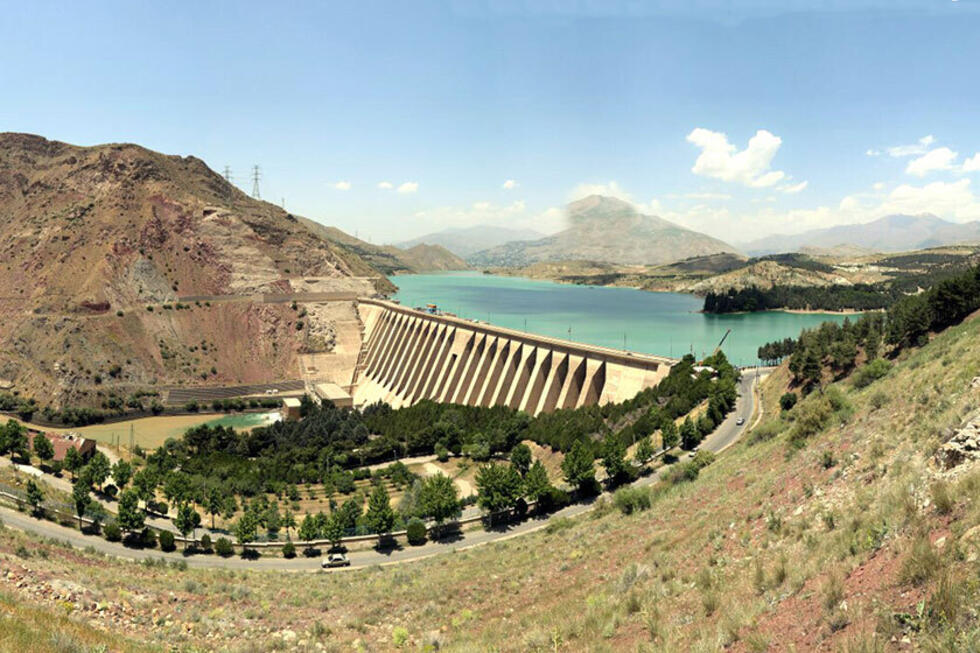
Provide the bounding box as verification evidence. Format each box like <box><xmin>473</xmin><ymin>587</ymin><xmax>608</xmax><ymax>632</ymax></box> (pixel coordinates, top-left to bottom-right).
<box><xmin>321</xmin><ymin>553</ymin><xmax>350</xmax><ymax>568</ymax></box>
<box><xmin>736</xmin><ymin>417</ymin><xmax>745</xmax><ymax>425</ymax></box>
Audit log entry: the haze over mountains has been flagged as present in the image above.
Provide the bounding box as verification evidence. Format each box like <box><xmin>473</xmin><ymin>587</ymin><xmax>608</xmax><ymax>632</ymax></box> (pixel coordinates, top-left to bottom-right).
<box><xmin>396</xmin><ymin>224</ymin><xmax>544</xmax><ymax>258</ymax></box>
<box><xmin>741</xmin><ymin>214</ymin><xmax>980</xmax><ymax>255</ymax></box>
<box><xmin>467</xmin><ymin>195</ymin><xmax>738</xmax><ymax>267</ymax></box>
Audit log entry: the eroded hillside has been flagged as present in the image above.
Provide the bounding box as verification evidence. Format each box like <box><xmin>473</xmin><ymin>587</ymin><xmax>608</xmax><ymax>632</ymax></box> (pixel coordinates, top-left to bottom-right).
<box><xmin>0</xmin><ymin>133</ymin><xmax>384</xmax><ymax>407</ymax></box>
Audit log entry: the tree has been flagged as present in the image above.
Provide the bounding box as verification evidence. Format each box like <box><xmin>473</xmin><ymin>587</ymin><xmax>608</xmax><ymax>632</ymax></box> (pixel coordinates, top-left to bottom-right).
<box><xmin>660</xmin><ymin>419</ymin><xmax>679</xmax><ymax>450</ymax></box>
<box><xmin>33</xmin><ymin>433</ymin><xmax>54</xmax><ymax>465</ymax></box>
<box><xmin>600</xmin><ymin>437</ymin><xmax>630</xmax><ymax>486</ymax></box>
<box><xmin>263</xmin><ymin>502</ymin><xmax>281</xmax><ymax>537</ymax></box>
<box><xmin>234</xmin><ymin>510</ymin><xmax>259</xmax><ymax>553</ymax></box>
<box><xmin>117</xmin><ymin>489</ymin><xmax>145</xmax><ymax>534</ymax></box>
<box><xmin>111</xmin><ymin>460</ymin><xmax>132</xmax><ymax>490</ymax></box>
<box><xmin>63</xmin><ymin>446</ymin><xmax>83</xmax><ymax>480</ymax></box>
<box><xmin>282</xmin><ymin>507</ymin><xmax>296</xmax><ymax>538</ymax></box>
<box><xmin>26</xmin><ymin>479</ymin><xmax>44</xmax><ymax>516</ymax></box>
<box><xmin>680</xmin><ymin>417</ymin><xmax>700</xmax><ymax>451</ymax></box>
<box><xmin>132</xmin><ymin>468</ymin><xmax>157</xmax><ymax>503</ymax></box>
<box><xmin>298</xmin><ymin>512</ymin><xmax>319</xmax><ymax>542</ymax></box>
<box><xmin>205</xmin><ymin>487</ymin><xmax>224</xmax><ymax>530</ymax></box>
<box><xmin>324</xmin><ymin>513</ymin><xmax>345</xmax><ymax>549</ymax></box>
<box><xmin>406</xmin><ymin>517</ymin><xmax>427</xmax><ymax>545</ymax></box>
<box><xmin>72</xmin><ymin>480</ymin><xmax>90</xmax><ymax>529</ymax></box>
<box><xmin>337</xmin><ymin>497</ymin><xmax>361</xmax><ymax>533</ymax></box>
<box><xmin>510</xmin><ymin>443</ymin><xmax>532</xmax><ymax>477</ymax></box>
<box><xmin>418</xmin><ymin>473</ymin><xmax>461</xmax><ymax>535</ymax></box>
<box><xmin>561</xmin><ymin>440</ymin><xmax>596</xmax><ymax>493</ymax></box>
<box><xmin>163</xmin><ymin>472</ymin><xmax>191</xmax><ymax>506</ymax></box>
<box><xmin>779</xmin><ymin>392</ymin><xmax>798</xmax><ymax>412</ymax></box>
<box><xmin>475</xmin><ymin>463</ymin><xmax>522</xmax><ymax>519</ymax></box>
<box><xmin>175</xmin><ymin>503</ymin><xmax>199</xmax><ymax>549</ymax></box>
<box><xmin>87</xmin><ymin>452</ymin><xmax>111</xmax><ymax>491</ymax></box>
<box><xmin>365</xmin><ymin>484</ymin><xmax>396</xmax><ymax>542</ymax></box>
<box><xmin>801</xmin><ymin>349</ymin><xmax>823</xmax><ymax>390</ymax></box>
<box><xmin>522</xmin><ymin>460</ymin><xmax>551</xmax><ymax>503</ymax></box>
<box><xmin>1</xmin><ymin>420</ymin><xmax>28</xmax><ymax>460</ymax></box>
<box><xmin>634</xmin><ymin>435</ymin><xmax>655</xmax><ymax>466</ymax></box>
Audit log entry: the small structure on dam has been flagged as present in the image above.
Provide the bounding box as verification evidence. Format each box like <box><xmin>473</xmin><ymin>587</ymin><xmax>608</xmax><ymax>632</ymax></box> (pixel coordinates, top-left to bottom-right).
<box><xmin>351</xmin><ymin>299</ymin><xmax>676</xmax><ymax>415</ymax></box>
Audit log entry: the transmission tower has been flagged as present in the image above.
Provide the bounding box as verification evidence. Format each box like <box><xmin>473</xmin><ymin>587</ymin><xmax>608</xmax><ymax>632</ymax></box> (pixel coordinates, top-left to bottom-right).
<box><xmin>250</xmin><ymin>165</ymin><xmax>261</xmax><ymax>199</ymax></box>
<box><xmin>222</xmin><ymin>165</ymin><xmax>233</xmax><ymax>183</ymax></box>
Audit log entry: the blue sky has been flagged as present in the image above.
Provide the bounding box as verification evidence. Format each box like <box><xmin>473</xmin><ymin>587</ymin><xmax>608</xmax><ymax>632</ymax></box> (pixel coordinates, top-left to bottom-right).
<box><xmin>3</xmin><ymin>0</ymin><xmax>980</xmax><ymax>244</ymax></box>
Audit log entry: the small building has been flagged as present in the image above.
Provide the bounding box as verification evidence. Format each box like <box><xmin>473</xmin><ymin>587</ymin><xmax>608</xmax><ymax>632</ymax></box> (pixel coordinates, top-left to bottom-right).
<box><xmin>26</xmin><ymin>431</ymin><xmax>96</xmax><ymax>462</ymax></box>
<box><xmin>281</xmin><ymin>397</ymin><xmax>302</xmax><ymax>422</ymax></box>
<box><xmin>314</xmin><ymin>382</ymin><xmax>353</xmax><ymax>409</ymax></box>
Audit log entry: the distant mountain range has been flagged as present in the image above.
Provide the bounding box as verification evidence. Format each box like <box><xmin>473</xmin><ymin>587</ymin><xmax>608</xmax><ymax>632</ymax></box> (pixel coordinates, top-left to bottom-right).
<box><xmin>741</xmin><ymin>214</ymin><xmax>980</xmax><ymax>255</ymax></box>
<box><xmin>467</xmin><ymin>195</ymin><xmax>738</xmax><ymax>268</ymax></box>
<box><xmin>298</xmin><ymin>218</ymin><xmax>467</xmax><ymax>274</ymax></box>
<box><xmin>396</xmin><ymin>225</ymin><xmax>545</xmax><ymax>258</ymax></box>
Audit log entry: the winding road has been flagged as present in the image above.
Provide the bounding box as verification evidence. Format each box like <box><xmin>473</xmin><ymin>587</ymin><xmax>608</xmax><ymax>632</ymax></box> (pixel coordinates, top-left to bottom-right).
<box><xmin>0</xmin><ymin>369</ymin><xmax>766</xmax><ymax>572</ymax></box>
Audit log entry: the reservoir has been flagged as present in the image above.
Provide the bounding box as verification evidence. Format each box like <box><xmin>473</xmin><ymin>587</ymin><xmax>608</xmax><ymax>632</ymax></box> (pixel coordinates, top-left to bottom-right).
<box><xmin>392</xmin><ymin>272</ymin><xmax>856</xmax><ymax>366</ymax></box>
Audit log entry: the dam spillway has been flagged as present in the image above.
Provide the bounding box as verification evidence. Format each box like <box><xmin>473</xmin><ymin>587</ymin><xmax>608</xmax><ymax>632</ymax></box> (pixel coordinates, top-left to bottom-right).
<box><xmin>351</xmin><ymin>299</ymin><xmax>676</xmax><ymax>415</ymax></box>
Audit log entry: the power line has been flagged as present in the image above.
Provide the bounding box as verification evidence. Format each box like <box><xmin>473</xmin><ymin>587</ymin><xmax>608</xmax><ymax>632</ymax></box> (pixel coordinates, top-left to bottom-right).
<box><xmin>251</xmin><ymin>165</ymin><xmax>261</xmax><ymax>199</ymax></box>
<box><xmin>222</xmin><ymin>166</ymin><xmax>233</xmax><ymax>183</ymax></box>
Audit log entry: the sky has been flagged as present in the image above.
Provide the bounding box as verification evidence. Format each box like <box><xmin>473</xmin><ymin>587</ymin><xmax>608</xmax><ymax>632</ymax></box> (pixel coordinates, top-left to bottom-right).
<box><xmin>3</xmin><ymin>0</ymin><xmax>980</xmax><ymax>245</ymax></box>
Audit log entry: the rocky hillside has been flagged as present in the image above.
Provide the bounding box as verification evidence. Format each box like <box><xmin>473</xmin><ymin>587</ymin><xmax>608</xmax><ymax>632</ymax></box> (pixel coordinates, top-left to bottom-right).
<box><xmin>0</xmin><ymin>133</ymin><xmax>385</xmax><ymax>407</ymax></box>
<box><xmin>397</xmin><ymin>224</ymin><xmax>545</xmax><ymax>257</ymax></box>
<box><xmin>468</xmin><ymin>195</ymin><xmax>738</xmax><ymax>268</ymax></box>
<box><xmin>298</xmin><ymin>217</ymin><xmax>467</xmax><ymax>274</ymax></box>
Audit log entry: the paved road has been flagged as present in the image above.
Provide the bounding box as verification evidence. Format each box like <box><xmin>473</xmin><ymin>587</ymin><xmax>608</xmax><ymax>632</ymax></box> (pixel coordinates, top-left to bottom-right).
<box><xmin>0</xmin><ymin>369</ymin><xmax>765</xmax><ymax>572</ymax></box>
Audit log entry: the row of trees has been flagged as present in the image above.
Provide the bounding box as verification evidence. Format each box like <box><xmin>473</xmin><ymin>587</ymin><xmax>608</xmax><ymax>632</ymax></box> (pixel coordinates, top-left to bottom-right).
<box><xmin>703</xmin><ymin>284</ymin><xmax>896</xmax><ymax>314</ymax></box>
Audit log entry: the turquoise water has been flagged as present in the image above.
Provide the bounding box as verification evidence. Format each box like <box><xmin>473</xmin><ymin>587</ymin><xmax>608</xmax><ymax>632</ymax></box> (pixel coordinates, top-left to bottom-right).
<box><xmin>203</xmin><ymin>411</ymin><xmax>280</xmax><ymax>430</ymax></box>
<box><xmin>392</xmin><ymin>272</ymin><xmax>858</xmax><ymax>366</ymax></box>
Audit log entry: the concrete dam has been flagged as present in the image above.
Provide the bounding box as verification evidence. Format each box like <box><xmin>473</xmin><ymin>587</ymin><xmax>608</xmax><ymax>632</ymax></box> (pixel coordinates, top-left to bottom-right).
<box><xmin>351</xmin><ymin>299</ymin><xmax>676</xmax><ymax>415</ymax></box>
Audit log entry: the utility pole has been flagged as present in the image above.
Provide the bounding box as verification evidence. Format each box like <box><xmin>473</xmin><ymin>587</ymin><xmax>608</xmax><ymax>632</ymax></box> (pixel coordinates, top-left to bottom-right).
<box><xmin>222</xmin><ymin>166</ymin><xmax>233</xmax><ymax>183</ymax></box>
<box><xmin>251</xmin><ymin>165</ymin><xmax>261</xmax><ymax>199</ymax></box>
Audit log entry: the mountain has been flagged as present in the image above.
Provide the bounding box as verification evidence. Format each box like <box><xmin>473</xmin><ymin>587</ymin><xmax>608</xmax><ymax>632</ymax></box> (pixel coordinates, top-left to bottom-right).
<box><xmin>742</xmin><ymin>214</ymin><xmax>980</xmax><ymax>255</ymax></box>
<box><xmin>0</xmin><ymin>133</ymin><xmax>388</xmax><ymax>407</ymax></box>
<box><xmin>396</xmin><ymin>224</ymin><xmax>545</xmax><ymax>258</ymax></box>
<box><xmin>297</xmin><ymin>218</ymin><xmax>467</xmax><ymax>274</ymax></box>
<box><xmin>467</xmin><ymin>195</ymin><xmax>738</xmax><ymax>267</ymax></box>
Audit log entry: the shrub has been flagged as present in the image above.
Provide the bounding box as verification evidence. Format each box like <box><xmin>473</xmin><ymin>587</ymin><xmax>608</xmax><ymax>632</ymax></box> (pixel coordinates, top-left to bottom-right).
<box><xmin>899</xmin><ymin>533</ymin><xmax>941</xmax><ymax>586</ymax></box>
<box><xmin>821</xmin><ymin>450</ymin><xmax>836</xmax><ymax>469</ymax></box>
<box><xmin>613</xmin><ymin>486</ymin><xmax>651</xmax><ymax>515</ymax></box>
<box><xmin>746</xmin><ymin>419</ymin><xmax>784</xmax><ymax>445</ymax></box>
<box><xmin>406</xmin><ymin>517</ymin><xmax>427</xmax><ymax>545</ymax></box>
<box><xmin>141</xmin><ymin>529</ymin><xmax>157</xmax><ymax>549</ymax></box>
<box><xmin>282</xmin><ymin>539</ymin><xmax>296</xmax><ymax>558</ymax></box>
<box><xmin>199</xmin><ymin>533</ymin><xmax>212</xmax><ymax>552</ymax></box>
<box><xmin>869</xmin><ymin>391</ymin><xmax>889</xmax><ymax>410</ymax></box>
<box><xmin>779</xmin><ymin>392</ymin><xmax>798</xmax><ymax>411</ymax></box>
<box><xmin>852</xmin><ymin>358</ymin><xmax>892</xmax><ymax>389</ymax></box>
<box><xmin>931</xmin><ymin>481</ymin><xmax>954</xmax><ymax>516</ymax></box>
<box><xmin>103</xmin><ymin>522</ymin><xmax>122</xmax><ymax>542</ymax></box>
<box><xmin>158</xmin><ymin>530</ymin><xmax>176</xmax><ymax>552</ymax></box>
<box><xmin>215</xmin><ymin>537</ymin><xmax>234</xmax><ymax>557</ymax></box>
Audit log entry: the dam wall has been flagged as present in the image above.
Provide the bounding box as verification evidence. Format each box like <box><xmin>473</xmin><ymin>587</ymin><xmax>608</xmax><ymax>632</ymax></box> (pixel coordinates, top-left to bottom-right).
<box><xmin>351</xmin><ymin>299</ymin><xmax>675</xmax><ymax>415</ymax></box>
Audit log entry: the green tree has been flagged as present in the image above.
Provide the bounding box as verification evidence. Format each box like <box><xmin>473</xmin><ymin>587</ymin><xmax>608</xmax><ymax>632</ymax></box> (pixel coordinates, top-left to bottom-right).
<box><xmin>522</xmin><ymin>459</ymin><xmax>551</xmax><ymax>503</ymax></box>
<box><xmin>234</xmin><ymin>511</ymin><xmax>259</xmax><ymax>554</ymax></box>
<box><xmin>561</xmin><ymin>440</ymin><xmax>596</xmax><ymax>493</ymax></box>
<box><xmin>680</xmin><ymin>417</ymin><xmax>700</xmax><ymax>451</ymax></box>
<box><xmin>87</xmin><ymin>452</ymin><xmax>111</xmax><ymax>491</ymax></box>
<box><xmin>475</xmin><ymin>463</ymin><xmax>522</xmax><ymax>519</ymax></box>
<box><xmin>282</xmin><ymin>507</ymin><xmax>296</xmax><ymax>538</ymax></box>
<box><xmin>779</xmin><ymin>392</ymin><xmax>798</xmax><ymax>411</ymax></box>
<box><xmin>418</xmin><ymin>473</ymin><xmax>461</xmax><ymax>535</ymax></box>
<box><xmin>298</xmin><ymin>512</ymin><xmax>319</xmax><ymax>542</ymax></box>
<box><xmin>633</xmin><ymin>435</ymin><xmax>655</xmax><ymax>466</ymax></box>
<box><xmin>324</xmin><ymin>513</ymin><xmax>345</xmax><ymax>549</ymax></box>
<box><xmin>1</xmin><ymin>421</ymin><xmax>28</xmax><ymax>460</ymax></box>
<box><xmin>174</xmin><ymin>503</ymin><xmax>199</xmax><ymax>549</ymax></box>
<box><xmin>72</xmin><ymin>480</ymin><xmax>90</xmax><ymax>529</ymax></box>
<box><xmin>205</xmin><ymin>487</ymin><xmax>224</xmax><ymax>530</ymax></box>
<box><xmin>111</xmin><ymin>460</ymin><xmax>132</xmax><ymax>490</ymax></box>
<box><xmin>26</xmin><ymin>479</ymin><xmax>44</xmax><ymax>516</ymax></box>
<box><xmin>163</xmin><ymin>472</ymin><xmax>191</xmax><ymax>505</ymax></box>
<box><xmin>801</xmin><ymin>349</ymin><xmax>823</xmax><ymax>390</ymax></box>
<box><xmin>63</xmin><ymin>446</ymin><xmax>83</xmax><ymax>481</ymax></box>
<box><xmin>510</xmin><ymin>443</ymin><xmax>532</xmax><ymax>477</ymax></box>
<box><xmin>33</xmin><ymin>434</ymin><xmax>54</xmax><ymax>465</ymax></box>
<box><xmin>264</xmin><ymin>502</ymin><xmax>281</xmax><ymax>536</ymax></box>
<box><xmin>117</xmin><ymin>489</ymin><xmax>145</xmax><ymax>534</ymax></box>
<box><xmin>365</xmin><ymin>484</ymin><xmax>396</xmax><ymax>541</ymax></box>
<box><xmin>600</xmin><ymin>437</ymin><xmax>630</xmax><ymax>485</ymax></box>
<box><xmin>132</xmin><ymin>468</ymin><xmax>157</xmax><ymax>503</ymax></box>
<box><xmin>660</xmin><ymin>419</ymin><xmax>679</xmax><ymax>450</ymax></box>
<box><xmin>337</xmin><ymin>497</ymin><xmax>361</xmax><ymax>532</ymax></box>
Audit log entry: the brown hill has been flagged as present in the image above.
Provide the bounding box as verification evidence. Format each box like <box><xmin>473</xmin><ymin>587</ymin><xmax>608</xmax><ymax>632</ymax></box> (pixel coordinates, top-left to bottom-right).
<box><xmin>0</xmin><ymin>133</ymin><xmax>387</xmax><ymax>407</ymax></box>
<box><xmin>297</xmin><ymin>217</ymin><xmax>468</xmax><ymax>274</ymax></box>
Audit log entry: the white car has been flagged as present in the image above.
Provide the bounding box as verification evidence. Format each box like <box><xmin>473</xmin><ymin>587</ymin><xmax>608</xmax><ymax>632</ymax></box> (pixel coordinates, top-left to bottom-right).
<box><xmin>321</xmin><ymin>553</ymin><xmax>350</xmax><ymax>568</ymax></box>
<box><xmin>736</xmin><ymin>417</ymin><xmax>745</xmax><ymax>425</ymax></box>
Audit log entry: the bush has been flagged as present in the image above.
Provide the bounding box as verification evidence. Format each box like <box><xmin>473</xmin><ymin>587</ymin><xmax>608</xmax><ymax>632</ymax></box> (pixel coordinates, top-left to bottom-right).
<box><xmin>779</xmin><ymin>392</ymin><xmax>798</xmax><ymax>411</ymax></box>
<box><xmin>158</xmin><ymin>530</ymin><xmax>176</xmax><ymax>552</ymax></box>
<box><xmin>746</xmin><ymin>419</ymin><xmax>785</xmax><ymax>445</ymax></box>
<box><xmin>852</xmin><ymin>359</ymin><xmax>892</xmax><ymax>389</ymax></box>
<box><xmin>613</xmin><ymin>486</ymin><xmax>651</xmax><ymax>515</ymax></box>
<box><xmin>141</xmin><ymin>529</ymin><xmax>157</xmax><ymax>549</ymax></box>
<box><xmin>931</xmin><ymin>481</ymin><xmax>954</xmax><ymax>516</ymax></box>
<box><xmin>103</xmin><ymin>522</ymin><xmax>122</xmax><ymax>542</ymax></box>
<box><xmin>406</xmin><ymin>517</ymin><xmax>427</xmax><ymax>545</ymax></box>
<box><xmin>199</xmin><ymin>533</ymin><xmax>212</xmax><ymax>552</ymax></box>
<box><xmin>215</xmin><ymin>537</ymin><xmax>234</xmax><ymax>557</ymax></box>
<box><xmin>282</xmin><ymin>540</ymin><xmax>296</xmax><ymax>558</ymax></box>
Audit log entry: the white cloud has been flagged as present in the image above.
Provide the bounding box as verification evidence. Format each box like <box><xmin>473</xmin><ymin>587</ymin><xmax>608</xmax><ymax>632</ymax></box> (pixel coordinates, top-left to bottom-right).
<box><xmin>332</xmin><ymin>181</ymin><xmax>351</xmax><ymax>191</ymax></box>
<box><xmin>686</xmin><ymin>128</ymin><xmax>787</xmax><ymax>188</ymax></box>
<box><xmin>881</xmin><ymin>134</ymin><xmax>936</xmax><ymax>157</ymax></box>
<box><xmin>397</xmin><ymin>181</ymin><xmax>419</xmax><ymax>194</ymax></box>
<box><xmin>906</xmin><ymin>147</ymin><xmax>958</xmax><ymax>177</ymax></box>
<box><xmin>781</xmin><ymin>181</ymin><xmax>808</xmax><ymax>194</ymax></box>
<box><xmin>568</xmin><ymin>180</ymin><xmax>633</xmax><ymax>202</ymax></box>
<box><xmin>665</xmin><ymin>192</ymin><xmax>732</xmax><ymax>201</ymax></box>
<box><xmin>502</xmin><ymin>179</ymin><xmax>519</xmax><ymax>190</ymax></box>
<box><xmin>964</xmin><ymin>153</ymin><xmax>980</xmax><ymax>173</ymax></box>
<box><xmin>873</xmin><ymin>181</ymin><xmax>886</xmax><ymax>191</ymax></box>
<box><xmin>377</xmin><ymin>181</ymin><xmax>393</xmax><ymax>189</ymax></box>
<box><xmin>411</xmin><ymin>200</ymin><xmax>563</xmax><ymax>234</ymax></box>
